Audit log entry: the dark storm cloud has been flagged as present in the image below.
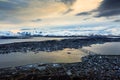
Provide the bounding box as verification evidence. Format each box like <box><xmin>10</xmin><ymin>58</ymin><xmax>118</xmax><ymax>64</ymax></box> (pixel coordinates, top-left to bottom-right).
<box><xmin>0</xmin><ymin>0</ymin><xmax>28</xmax><ymax>23</ymax></box>
<box><xmin>0</xmin><ymin>0</ymin><xmax>28</xmax><ymax>10</ymax></box>
<box><xmin>78</xmin><ymin>0</ymin><xmax>120</xmax><ymax>18</ymax></box>
<box><xmin>0</xmin><ymin>0</ymin><xmax>77</xmax><ymax>24</ymax></box>
<box><xmin>56</xmin><ymin>0</ymin><xmax>76</xmax><ymax>15</ymax></box>
<box><xmin>76</xmin><ymin>12</ymin><xmax>91</xmax><ymax>16</ymax></box>
<box><xmin>63</xmin><ymin>8</ymin><xmax>73</xmax><ymax>14</ymax></box>
<box><xmin>96</xmin><ymin>9</ymin><xmax>120</xmax><ymax>17</ymax></box>
<box><xmin>31</xmin><ymin>19</ymin><xmax>42</xmax><ymax>22</ymax></box>
<box><xmin>97</xmin><ymin>0</ymin><xmax>120</xmax><ymax>17</ymax></box>
<box><xmin>83</xmin><ymin>18</ymin><xmax>90</xmax><ymax>21</ymax></box>
<box><xmin>56</xmin><ymin>0</ymin><xmax>76</xmax><ymax>6</ymax></box>
<box><xmin>0</xmin><ymin>1</ymin><xmax>16</xmax><ymax>10</ymax></box>
<box><xmin>99</xmin><ymin>0</ymin><xmax>120</xmax><ymax>10</ymax></box>
<box><xmin>114</xmin><ymin>20</ymin><xmax>120</xmax><ymax>22</ymax></box>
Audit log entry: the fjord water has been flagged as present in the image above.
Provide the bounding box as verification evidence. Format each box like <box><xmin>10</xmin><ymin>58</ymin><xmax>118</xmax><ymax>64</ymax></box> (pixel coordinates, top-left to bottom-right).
<box><xmin>0</xmin><ymin>48</ymin><xmax>87</xmax><ymax>68</ymax></box>
<box><xmin>0</xmin><ymin>37</ymin><xmax>120</xmax><ymax>68</ymax></box>
<box><xmin>0</xmin><ymin>37</ymin><xmax>87</xmax><ymax>68</ymax></box>
<box><xmin>83</xmin><ymin>42</ymin><xmax>120</xmax><ymax>55</ymax></box>
<box><xmin>0</xmin><ymin>37</ymin><xmax>64</xmax><ymax>44</ymax></box>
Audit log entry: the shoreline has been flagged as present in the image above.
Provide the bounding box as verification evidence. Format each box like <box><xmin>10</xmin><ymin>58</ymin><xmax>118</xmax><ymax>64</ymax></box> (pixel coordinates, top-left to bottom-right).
<box><xmin>0</xmin><ymin>38</ymin><xmax>120</xmax><ymax>79</ymax></box>
<box><xmin>0</xmin><ymin>55</ymin><xmax>120</xmax><ymax>80</ymax></box>
<box><xmin>0</xmin><ymin>37</ymin><xmax>120</xmax><ymax>54</ymax></box>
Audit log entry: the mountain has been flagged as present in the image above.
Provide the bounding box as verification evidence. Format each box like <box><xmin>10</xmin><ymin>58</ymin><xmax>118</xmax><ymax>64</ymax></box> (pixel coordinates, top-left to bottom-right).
<box><xmin>0</xmin><ymin>31</ymin><xmax>19</xmax><ymax>36</ymax></box>
<box><xmin>0</xmin><ymin>26</ymin><xmax>120</xmax><ymax>37</ymax></box>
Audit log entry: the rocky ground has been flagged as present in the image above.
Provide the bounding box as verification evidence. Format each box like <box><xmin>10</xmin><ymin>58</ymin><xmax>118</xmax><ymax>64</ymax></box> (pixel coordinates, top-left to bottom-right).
<box><xmin>0</xmin><ymin>38</ymin><xmax>120</xmax><ymax>80</ymax></box>
<box><xmin>0</xmin><ymin>37</ymin><xmax>120</xmax><ymax>54</ymax></box>
<box><xmin>0</xmin><ymin>55</ymin><xmax>120</xmax><ymax>80</ymax></box>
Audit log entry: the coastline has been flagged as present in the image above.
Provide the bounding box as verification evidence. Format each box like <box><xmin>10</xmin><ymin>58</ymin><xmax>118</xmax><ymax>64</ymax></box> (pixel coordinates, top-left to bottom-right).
<box><xmin>0</xmin><ymin>37</ymin><xmax>120</xmax><ymax>54</ymax></box>
<box><xmin>0</xmin><ymin>37</ymin><xmax>120</xmax><ymax>79</ymax></box>
<box><xmin>0</xmin><ymin>55</ymin><xmax>120</xmax><ymax>80</ymax></box>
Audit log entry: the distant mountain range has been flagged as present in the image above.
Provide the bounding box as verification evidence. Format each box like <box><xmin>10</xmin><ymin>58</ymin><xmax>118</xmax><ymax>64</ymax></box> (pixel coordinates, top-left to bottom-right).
<box><xmin>0</xmin><ymin>28</ymin><xmax>120</xmax><ymax>38</ymax></box>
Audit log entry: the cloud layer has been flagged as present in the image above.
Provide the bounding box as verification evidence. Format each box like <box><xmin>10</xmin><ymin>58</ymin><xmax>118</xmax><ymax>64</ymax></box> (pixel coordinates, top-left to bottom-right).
<box><xmin>97</xmin><ymin>0</ymin><xmax>120</xmax><ymax>17</ymax></box>
<box><xmin>0</xmin><ymin>0</ymin><xmax>119</xmax><ymax>32</ymax></box>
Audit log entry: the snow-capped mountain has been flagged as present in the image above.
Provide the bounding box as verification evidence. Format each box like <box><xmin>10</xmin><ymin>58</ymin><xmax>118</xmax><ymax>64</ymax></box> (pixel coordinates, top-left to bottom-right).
<box><xmin>0</xmin><ymin>26</ymin><xmax>120</xmax><ymax>37</ymax></box>
<box><xmin>0</xmin><ymin>31</ymin><xmax>20</xmax><ymax>36</ymax></box>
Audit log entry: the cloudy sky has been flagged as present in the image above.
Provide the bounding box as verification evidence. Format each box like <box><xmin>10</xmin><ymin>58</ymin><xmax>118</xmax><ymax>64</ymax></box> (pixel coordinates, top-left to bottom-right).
<box><xmin>0</xmin><ymin>0</ymin><xmax>120</xmax><ymax>33</ymax></box>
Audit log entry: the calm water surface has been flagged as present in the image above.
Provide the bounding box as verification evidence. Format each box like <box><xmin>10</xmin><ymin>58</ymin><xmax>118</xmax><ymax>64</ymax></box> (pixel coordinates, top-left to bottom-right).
<box><xmin>0</xmin><ymin>37</ymin><xmax>120</xmax><ymax>68</ymax></box>
<box><xmin>0</xmin><ymin>37</ymin><xmax>64</xmax><ymax>44</ymax></box>
<box><xmin>0</xmin><ymin>48</ymin><xmax>87</xmax><ymax>68</ymax></box>
<box><xmin>83</xmin><ymin>42</ymin><xmax>120</xmax><ymax>55</ymax></box>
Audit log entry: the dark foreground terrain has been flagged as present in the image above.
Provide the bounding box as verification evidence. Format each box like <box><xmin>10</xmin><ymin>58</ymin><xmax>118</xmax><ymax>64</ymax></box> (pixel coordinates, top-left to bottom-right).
<box><xmin>0</xmin><ymin>55</ymin><xmax>120</xmax><ymax>80</ymax></box>
<box><xmin>0</xmin><ymin>37</ymin><xmax>120</xmax><ymax>80</ymax></box>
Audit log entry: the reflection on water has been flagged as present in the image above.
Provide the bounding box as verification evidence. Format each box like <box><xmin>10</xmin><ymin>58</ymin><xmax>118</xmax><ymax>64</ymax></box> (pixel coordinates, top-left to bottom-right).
<box><xmin>0</xmin><ymin>37</ymin><xmax>64</xmax><ymax>44</ymax></box>
<box><xmin>0</xmin><ymin>48</ymin><xmax>87</xmax><ymax>68</ymax></box>
<box><xmin>0</xmin><ymin>37</ymin><xmax>120</xmax><ymax>68</ymax></box>
<box><xmin>83</xmin><ymin>42</ymin><xmax>120</xmax><ymax>55</ymax></box>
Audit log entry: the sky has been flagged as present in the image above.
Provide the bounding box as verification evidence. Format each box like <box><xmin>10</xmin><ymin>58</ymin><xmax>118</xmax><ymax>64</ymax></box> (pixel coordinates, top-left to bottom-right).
<box><xmin>0</xmin><ymin>0</ymin><xmax>120</xmax><ymax>34</ymax></box>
